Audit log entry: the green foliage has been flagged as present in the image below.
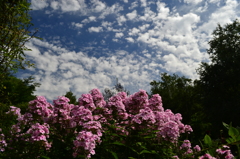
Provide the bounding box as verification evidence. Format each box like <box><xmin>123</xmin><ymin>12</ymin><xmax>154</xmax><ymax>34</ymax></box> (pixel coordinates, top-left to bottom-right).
<box><xmin>223</xmin><ymin>123</ymin><xmax>240</xmax><ymax>158</ymax></box>
<box><xmin>0</xmin><ymin>0</ymin><xmax>39</xmax><ymax>73</ymax></box>
<box><xmin>0</xmin><ymin>75</ymin><xmax>40</xmax><ymax>105</ymax></box>
<box><xmin>196</xmin><ymin>19</ymin><xmax>240</xmax><ymax>136</ymax></box>
<box><xmin>0</xmin><ymin>0</ymin><xmax>40</xmax><ymax>108</ymax></box>
<box><xmin>64</xmin><ymin>91</ymin><xmax>78</xmax><ymax>105</ymax></box>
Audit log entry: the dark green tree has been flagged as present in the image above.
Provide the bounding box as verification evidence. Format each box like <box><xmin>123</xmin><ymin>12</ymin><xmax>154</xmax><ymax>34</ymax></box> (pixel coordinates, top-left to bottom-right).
<box><xmin>0</xmin><ymin>75</ymin><xmax>40</xmax><ymax>105</ymax></box>
<box><xmin>196</xmin><ymin>19</ymin><xmax>240</xmax><ymax>136</ymax></box>
<box><xmin>64</xmin><ymin>91</ymin><xmax>78</xmax><ymax>105</ymax></box>
<box><xmin>150</xmin><ymin>73</ymin><xmax>209</xmax><ymax>143</ymax></box>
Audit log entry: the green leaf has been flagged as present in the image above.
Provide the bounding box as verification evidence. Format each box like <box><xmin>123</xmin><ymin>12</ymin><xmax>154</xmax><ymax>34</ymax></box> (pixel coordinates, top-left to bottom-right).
<box><xmin>204</xmin><ymin>134</ymin><xmax>212</xmax><ymax>146</ymax></box>
<box><xmin>229</xmin><ymin>126</ymin><xmax>240</xmax><ymax>141</ymax></box>
<box><xmin>106</xmin><ymin>149</ymin><xmax>118</xmax><ymax>159</ymax></box>
<box><xmin>40</xmin><ymin>156</ymin><xmax>51</xmax><ymax>159</ymax></box>
<box><xmin>223</xmin><ymin>122</ymin><xmax>229</xmax><ymax>129</ymax></box>
<box><xmin>111</xmin><ymin>141</ymin><xmax>126</xmax><ymax>146</ymax></box>
<box><xmin>139</xmin><ymin>150</ymin><xmax>155</xmax><ymax>154</ymax></box>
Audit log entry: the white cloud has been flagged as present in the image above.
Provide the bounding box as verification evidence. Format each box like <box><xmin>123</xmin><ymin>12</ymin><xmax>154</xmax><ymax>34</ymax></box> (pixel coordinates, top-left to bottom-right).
<box><xmin>101</xmin><ymin>21</ymin><xmax>113</xmax><ymax>28</ymax></box>
<box><xmin>88</xmin><ymin>27</ymin><xmax>103</xmax><ymax>33</ymax></box>
<box><xmin>117</xmin><ymin>15</ymin><xmax>127</xmax><ymax>25</ymax></box>
<box><xmin>208</xmin><ymin>0</ymin><xmax>220</xmax><ymax>3</ymax></box>
<box><xmin>140</xmin><ymin>0</ymin><xmax>147</xmax><ymax>7</ymax></box>
<box><xmin>50</xmin><ymin>1</ymin><xmax>59</xmax><ymax>10</ymax></box>
<box><xmin>89</xmin><ymin>16</ymin><xmax>97</xmax><ymax>21</ymax></box>
<box><xmin>98</xmin><ymin>3</ymin><xmax>124</xmax><ymax>19</ymax></box>
<box><xmin>115</xmin><ymin>32</ymin><xmax>124</xmax><ymax>38</ymax></box>
<box><xmin>24</xmin><ymin>39</ymin><xmax>157</xmax><ymax>101</ymax></box>
<box><xmin>139</xmin><ymin>7</ymin><xmax>157</xmax><ymax>21</ymax></box>
<box><xmin>22</xmin><ymin>0</ymin><xmax>240</xmax><ymax>102</ymax></box>
<box><xmin>139</xmin><ymin>24</ymin><xmax>150</xmax><ymax>31</ymax></box>
<box><xmin>31</xmin><ymin>0</ymin><xmax>49</xmax><ymax>10</ymax></box>
<box><xmin>128</xmin><ymin>28</ymin><xmax>140</xmax><ymax>36</ymax></box>
<box><xmin>59</xmin><ymin>0</ymin><xmax>81</xmax><ymax>12</ymax></box>
<box><xmin>197</xmin><ymin>0</ymin><xmax>239</xmax><ymax>34</ymax></box>
<box><xmin>184</xmin><ymin>0</ymin><xmax>203</xmax><ymax>4</ymax></box>
<box><xmin>126</xmin><ymin>10</ymin><xmax>138</xmax><ymax>20</ymax></box>
<box><xmin>155</xmin><ymin>2</ymin><xmax>169</xmax><ymax>19</ymax></box>
<box><xmin>162</xmin><ymin>54</ymin><xmax>195</xmax><ymax>77</ymax></box>
<box><xmin>72</xmin><ymin>22</ymin><xmax>83</xmax><ymax>28</ymax></box>
<box><xmin>125</xmin><ymin>37</ymin><xmax>134</xmax><ymax>43</ymax></box>
<box><xmin>129</xmin><ymin>1</ymin><xmax>138</xmax><ymax>10</ymax></box>
<box><xmin>91</xmin><ymin>0</ymin><xmax>106</xmax><ymax>12</ymax></box>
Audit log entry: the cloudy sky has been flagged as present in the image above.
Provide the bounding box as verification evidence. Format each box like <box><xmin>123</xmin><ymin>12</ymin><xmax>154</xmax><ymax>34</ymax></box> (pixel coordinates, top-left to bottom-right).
<box><xmin>18</xmin><ymin>0</ymin><xmax>240</xmax><ymax>101</ymax></box>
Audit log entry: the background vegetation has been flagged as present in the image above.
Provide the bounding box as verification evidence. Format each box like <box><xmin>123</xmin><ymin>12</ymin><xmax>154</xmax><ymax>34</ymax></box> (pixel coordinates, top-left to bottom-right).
<box><xmin>1</xmin><ymin>0</ymin><xmax>240</xmax><ymax>158</ymax></box>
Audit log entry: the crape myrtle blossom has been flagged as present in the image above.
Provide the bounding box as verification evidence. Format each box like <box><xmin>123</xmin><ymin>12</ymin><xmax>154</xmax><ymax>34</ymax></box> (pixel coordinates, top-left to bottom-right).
<box><xmin>0</xmin><ymin>88</ymin><xmax>235</xmax><ymax>158</ymax></box>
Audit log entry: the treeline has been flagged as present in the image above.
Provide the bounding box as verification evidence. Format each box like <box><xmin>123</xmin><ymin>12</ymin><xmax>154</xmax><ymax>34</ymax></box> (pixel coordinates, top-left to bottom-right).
<box><xmin>1</xmin><ymin>0</ymin><xmax>240</xmax><ymax>148</ymax></box>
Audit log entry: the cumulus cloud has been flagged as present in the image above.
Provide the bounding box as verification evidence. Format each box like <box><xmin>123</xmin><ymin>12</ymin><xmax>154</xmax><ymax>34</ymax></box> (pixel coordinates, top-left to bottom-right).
<box><xmin>125</xmin><ymin>37</ymin><xmax>134</xmax><ymax>43</ymax></box>
<box><xmin>24</xmin><ymin>39</ymin><xmax>155</xmax><ymax>100</ymax></box>
<box><xmin>140</xmin><ymin>0</ymin><xmax>147</xmax><ymax>7</ymax></box>
<box><xmin>19</xmin><ymin>0</ymin><xmax>240</xmax><ymax>102</ymax></box>
<box><xmin>88</xmin><ymin>27</ymin><xmax>103</xmax><ymax>33</ymax></box>
<box><xmin>72</xmin><ymin>22</ymin><xmax>83</xmax><ymax>28</ymax></box>
<box><xmin>126</xmin><ymin>10</ymin><xmax>138</xmax><ymax>20</ymax></box>
<box><xmin>31</xmin><ymin>0</ymin><xmax>49</xmax><ymax>10</ymax></box>
<box><xmin>117</xmin><ymin>15</ymin><xmax>127</xmax><ymax>25</ymax></box>
<box><xmin>184</xmin><ymin>0</ymin><xmax>203</xmax><ymax>4</ymax></box>
<box><xmin>129</xmin><ymin>1</ymin><xmax>138</xmax><ymax>10</ymax></box>
<box><xmin>115</xmin><ymin>32</ymin><xmax>124</xmax><ymax>38</ymax></box>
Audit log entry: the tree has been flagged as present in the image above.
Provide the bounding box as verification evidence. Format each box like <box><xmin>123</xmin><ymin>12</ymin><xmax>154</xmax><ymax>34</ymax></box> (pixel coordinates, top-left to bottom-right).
<box><xmin>103</xmin><ymin>78</ymin><xmax>130</xmax><ymax>101</ymax></box>
<box><xmin>150</xmin><ymin>73</ymin><xmax>209</xmax><ymax>143</ymax></box>
<box><xmin>0</xmin><ymin>0</ymin><xmax>38</xmax><ymax>74</ymax></box>
<box><xmin>196</xmin><ymin>19</ymin><xmax>240</xmax><ymax>135</ymax></box>
<box><xmin>0</xmin><ymin>0</ymin><xmax>39</xmax><ymax>104</ymax></box>
<box><xmin>64</xmin><ymin>91</ymin><xmax>78</xmax><ymax>105</ymax></box>
<box><xmin>0</xmin><ymin>75</ymin><xmax>40</xmax><ymax>105</ymax></box>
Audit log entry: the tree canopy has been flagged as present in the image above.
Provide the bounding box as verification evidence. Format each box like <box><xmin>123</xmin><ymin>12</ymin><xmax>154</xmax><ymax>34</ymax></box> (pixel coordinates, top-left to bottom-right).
<box><xmin>0</xmin><ymin>0</ymin><xmax>39</xmax><ymax>104</ymax></box>
<box><xmin>0</xmin><ymin>0</ymin><xmax>38</xmax><ymax>74</ymax></box>
<box><xmin>64</xmin><ymin>91</ymin><xmax>78</xmax><ymax>105</ymax></box>
<box><xmin>196</xmin><ymin>19</ymin><xmax>240</xmax><ymax>134</ymax></box>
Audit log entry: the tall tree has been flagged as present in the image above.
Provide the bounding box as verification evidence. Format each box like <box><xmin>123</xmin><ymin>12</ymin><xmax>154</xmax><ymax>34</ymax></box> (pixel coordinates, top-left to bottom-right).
<box><xmin>196</xmin><ymin>19</ymin><xmax>240</xmax><ymax>135</ymax></box>
<box><xmin>0</xmin><ymin>75</ymin><xmax>40</xmax><ymax>105</ymax></box>
<box><xmin>0</xmin><ymin>0</ymin><xmax>38</xmax><ymax>73</ymax></box>
<box><xmin>0</xmin><ymin>0</ymin><xmax>39</xmax><ymax>103</ymax></box>
<box><xmin>64</xmin><ymin>91</ymin><xmax>78</xmax><ymax>105</ymax></box>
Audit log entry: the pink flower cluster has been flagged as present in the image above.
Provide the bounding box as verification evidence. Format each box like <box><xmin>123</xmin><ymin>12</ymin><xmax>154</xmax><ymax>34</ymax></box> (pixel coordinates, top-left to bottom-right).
<box><xmin>99</xmin><ymin>89</ymin><xmax>193</xmax><ymax>142</ymax></box>
<box><xmin>1</xmin><ymin>88</ymin><xmax>235</xmax><ymax>158</ymax></box>
<box><xmin>0</xmin><ymin>129</ymin><xmax>7</xmax><ymax>152</ymax></box>
<box><xmin>199</xmin><ymin>146</ymin><xmax>234</xmax><ymax>159</ymax></box>
<box><xmin>25</xmin><ymin>123</ymin><xmax>51</xmax><ymax>150</ymax></box>
<box><xmin>2</xmin><ymin>89</ymin><xmax>104</xmax><ymax>158</ymax></box>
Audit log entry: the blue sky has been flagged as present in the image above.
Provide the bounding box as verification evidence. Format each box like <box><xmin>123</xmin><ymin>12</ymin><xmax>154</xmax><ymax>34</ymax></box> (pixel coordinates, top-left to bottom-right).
<box><xmin>18</xmin><ymin>0</ymin><xmax>240</xmax><ymax>101</ymax></box>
